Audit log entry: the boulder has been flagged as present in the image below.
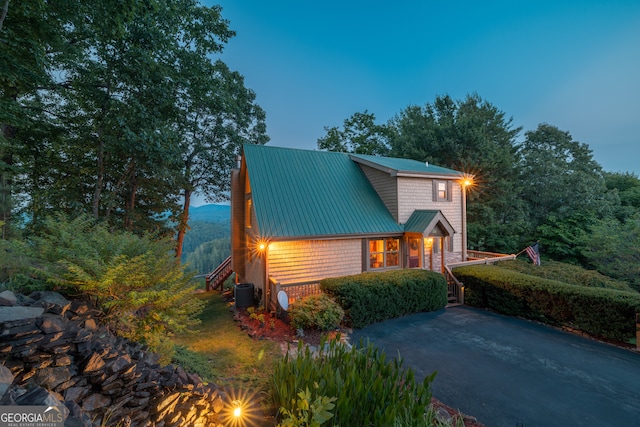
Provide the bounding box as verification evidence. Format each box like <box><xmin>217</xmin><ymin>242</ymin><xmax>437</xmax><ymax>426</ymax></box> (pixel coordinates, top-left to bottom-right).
<box><xmin>0</xmin><ymin>290</ymin><xmax>17</xmax><ymax>306</ymax></box>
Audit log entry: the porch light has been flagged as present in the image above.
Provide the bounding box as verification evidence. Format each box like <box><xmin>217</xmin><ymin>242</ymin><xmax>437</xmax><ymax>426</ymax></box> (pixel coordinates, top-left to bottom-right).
<box><xmin>460</xmin><ymin>175</ymin><xmax>474</xmax><ymax>189</ymax></box>
<box><xmin>255</xmin><ymin>238</ymin><xmax>269</xmax><ymax>253</ymax></box>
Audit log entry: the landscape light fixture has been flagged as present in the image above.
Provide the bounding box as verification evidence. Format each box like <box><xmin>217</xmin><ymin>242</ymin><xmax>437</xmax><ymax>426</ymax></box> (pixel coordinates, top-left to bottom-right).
<box><xmin>232</xmin><ymin>400</ymin><xmax>242</xmax><ymax>418</ymax></box>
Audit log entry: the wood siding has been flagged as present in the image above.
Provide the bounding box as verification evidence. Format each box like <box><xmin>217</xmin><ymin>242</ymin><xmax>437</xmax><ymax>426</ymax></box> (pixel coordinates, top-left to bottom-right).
<box><xmin>398</xmin><ymin>177</ymin><xmax>465</xmax><ymax>266</ymax></box>
<box><xmin>230</xmin><ymin>169</ymin><xmax>245</xmax><ymax>278</ymax></box>
<box><xmin>268</xmin><ymin>239</ymin><xmax>362</xmax><ymax>284</ymax></box>
<box><xmin>358</xmin><ymin>164</ymin><xmax>399</xmax><ymax>221</ymax></box>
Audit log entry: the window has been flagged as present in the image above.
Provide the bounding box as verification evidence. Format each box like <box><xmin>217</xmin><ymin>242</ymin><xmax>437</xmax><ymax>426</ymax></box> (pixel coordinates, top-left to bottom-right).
<box><xmin>369</xmin><ymin>238</ymin><xmax>400</xmax><ymax>269</ymax></box>
<box><xmin>433</xmin><ymin>180</ymin><xmax>452</xmax><ymax>202</ymax></box>
<box><xmin>245</xmin><ymin>197</ymin><xmax>252</xmax><ymax>228</ymax></box>
<box><xmin>431</xmin><ymin>236</ymin><xmax>453</xmax><ymax>253</ymax></box>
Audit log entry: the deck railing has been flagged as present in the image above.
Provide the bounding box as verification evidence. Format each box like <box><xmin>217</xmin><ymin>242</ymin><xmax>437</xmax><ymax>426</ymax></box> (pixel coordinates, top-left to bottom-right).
<box><xmin>268</xmin><ymin>277</ymin><xmax>321</xmax><ymax>311</ymax></box>
<box><xmin>444</xmin><ymin>251</ymin><xmax>517</xmax><ymax>304</ymax></box>
<box><xmin>467</xmin><ymin>250</ymin><xmax>515</xmax><ymax>260</ymax></box>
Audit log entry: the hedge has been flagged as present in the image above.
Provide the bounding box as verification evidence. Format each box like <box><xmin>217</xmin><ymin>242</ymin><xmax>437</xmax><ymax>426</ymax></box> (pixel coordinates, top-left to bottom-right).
<box><xmin>497</xmin><ymin>259</ymin><xmax>635</xmax><ymax>292</ymax></box>
<box><xmin>454</xmin><ymin>264</ymin><xmax>640</xmax><ymax>342</ymax></box>
<box><xmin>320</xmin><ymin>269</ymin><xmax>447</xmax><ymax>329</ymax></box>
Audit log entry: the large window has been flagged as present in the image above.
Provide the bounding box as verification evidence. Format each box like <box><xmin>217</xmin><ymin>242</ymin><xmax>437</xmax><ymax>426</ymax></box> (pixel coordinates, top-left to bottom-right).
<box><xmin>369</xmin><ymin>238</ymin><xmax>400</xmax><ymax>269</ymax></box>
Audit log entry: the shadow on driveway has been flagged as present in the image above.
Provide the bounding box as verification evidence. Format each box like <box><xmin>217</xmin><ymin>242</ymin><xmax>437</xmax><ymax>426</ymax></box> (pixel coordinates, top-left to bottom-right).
<box><xmin>350</xmin><ymin>306</ymin><xmax>640</xmax><ymax>427</ymax></box>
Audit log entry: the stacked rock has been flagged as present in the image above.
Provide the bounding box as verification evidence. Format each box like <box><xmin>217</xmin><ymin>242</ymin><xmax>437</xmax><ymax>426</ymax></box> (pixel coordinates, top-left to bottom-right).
<box><xmin>0</xmin><ymin>290</ymin><xmax>228</xmax><ymax>426</ymax></box>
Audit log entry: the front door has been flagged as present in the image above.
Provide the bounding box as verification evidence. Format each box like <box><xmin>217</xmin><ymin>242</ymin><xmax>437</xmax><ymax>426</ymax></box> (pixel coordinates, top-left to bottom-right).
<box><xmin>408</xmin><ymin>237</ymin><xmax>421</xmax><ymax>268</ymax></box>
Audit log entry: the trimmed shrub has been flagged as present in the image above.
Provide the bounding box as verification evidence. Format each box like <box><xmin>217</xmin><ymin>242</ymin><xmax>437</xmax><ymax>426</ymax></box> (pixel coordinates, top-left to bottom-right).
<box><xmin>321</xmin><ymin>269</ymin><xmax>447</xmax><ymax>329</ymax></box>
<box><xmin>271</xmin><ymin>338</ymin><xmax>436</xmax><ymax>426</ymax></box>
<box><xmin>497</xmin><ymin>259</ymin><xmax>636</xmax><ymax>292</ymax></box>
<box><xmin>288</xmin><ymin>294</ymin><xmax>344</xmax><ymax>331</ymax></box>
<box><xmin>454</xmin><ymin>264</ymin><xmax>640</xmax><ymax>341</ymax></box>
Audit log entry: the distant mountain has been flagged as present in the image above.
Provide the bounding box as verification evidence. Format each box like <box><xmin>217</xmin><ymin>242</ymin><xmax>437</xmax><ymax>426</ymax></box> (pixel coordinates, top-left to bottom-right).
<box><xmin>188</xmin><ymin>204</ymin><xmax>230</xmax><ymax>223</ymax></box>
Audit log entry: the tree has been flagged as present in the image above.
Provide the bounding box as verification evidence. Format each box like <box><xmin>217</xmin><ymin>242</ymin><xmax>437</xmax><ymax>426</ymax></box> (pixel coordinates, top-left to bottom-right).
<box><xmin>0</xmin><ymin>0</ymin><xmax>72</xmax><ymax>236</ymax></box>
<box><xmin>174</xmin><ymin>58</ymin><xmax>268</xmax><ymax>259</ymax></box>
<box><xmin>3</xmin><ymin>0</ymin><xmax>267</xmax><ymax>247</ymax></box>
<box><xmin>581</xmin><ymin>215</ymin><xmax>640</xmax><ymax>292</ymax></box>
<box><xmin>388</xmin><ymin>94</ymin><xmax>526</xmax><ymax>252</ymax></box>
<box><xmin>517</xmin><ymin>124</ymin><xmax>612</xmax><ymax>261</ymax></box>
<box><xmin>317</xmin><ymin>110</ymin><xmax>390</xmax><ymax>155</ymax></box>
<box><xmin>604</xmin><ymin>172</ymin><xmax>640</xmax><ymax>222</ymax></box>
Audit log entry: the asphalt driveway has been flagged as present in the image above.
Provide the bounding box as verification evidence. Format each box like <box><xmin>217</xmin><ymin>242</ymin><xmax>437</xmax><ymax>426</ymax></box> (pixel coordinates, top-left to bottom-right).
<box><xmin>350</xmin><ymin>306</ymin><xmax>640</xmax><ymax>427</ymax></box>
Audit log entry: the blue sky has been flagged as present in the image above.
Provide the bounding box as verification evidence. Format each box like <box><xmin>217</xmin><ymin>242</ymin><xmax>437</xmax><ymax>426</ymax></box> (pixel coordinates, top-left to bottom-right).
<box><xmin>207</xmin><ymin>0</ymin><xmax>640</xmax><ymax>175</ymax></box>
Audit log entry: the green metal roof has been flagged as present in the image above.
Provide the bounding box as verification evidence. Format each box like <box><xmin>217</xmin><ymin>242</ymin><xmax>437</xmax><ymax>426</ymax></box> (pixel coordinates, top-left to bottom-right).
<box><xmin>404</xmin><ymin>210</ymin><xmax>456</xmax><ymax>235</ymax></box>
<box><xmin>350</xmin><ymin>153</ymin><xmax>463</xmax><ymax>176</ymax></box>
<box><xmin>243</xmin><ymin>145</ymin><xmax>403</xmax><ymax>239</ymax></box>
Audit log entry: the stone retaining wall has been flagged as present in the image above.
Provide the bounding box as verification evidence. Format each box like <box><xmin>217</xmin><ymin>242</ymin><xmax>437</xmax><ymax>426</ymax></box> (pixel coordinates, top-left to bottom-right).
<box><xmin>0</xmin><ymin>290</ymin><xmax>228</xmax><ymax>426</ymax></box>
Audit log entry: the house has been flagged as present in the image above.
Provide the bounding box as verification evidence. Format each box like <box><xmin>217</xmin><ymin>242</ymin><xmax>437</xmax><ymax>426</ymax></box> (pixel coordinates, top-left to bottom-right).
<box><xmin>229</xmin><ymin>144</ymin><xmax>473</xmax><ymax>310</ymax></box>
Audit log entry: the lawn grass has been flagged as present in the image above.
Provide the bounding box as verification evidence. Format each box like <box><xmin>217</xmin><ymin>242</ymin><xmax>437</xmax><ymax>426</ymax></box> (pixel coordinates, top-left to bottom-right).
<box><xmin>172</xmin><ymin>291</ymin><xmax>282</xmax><ymax>392</ymax></box>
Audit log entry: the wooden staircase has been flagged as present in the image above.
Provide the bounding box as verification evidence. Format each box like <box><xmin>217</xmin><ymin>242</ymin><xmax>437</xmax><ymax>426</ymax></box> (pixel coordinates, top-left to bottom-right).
<box><xmin>206</xmin><ymin>256</ymin><xmax>233</xmax><ymax>291</ymax></box>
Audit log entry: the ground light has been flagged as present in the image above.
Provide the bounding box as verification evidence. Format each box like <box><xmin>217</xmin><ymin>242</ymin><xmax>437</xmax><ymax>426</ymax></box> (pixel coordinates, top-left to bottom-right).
<box><xmin>221</xmin><ymin>387</ymin><xmax>263</xmax><ymax>426</ymax></box>
<box><xmin>233</xmin><ymin>400</ymin><xmax>242</xmax><ymax>418</ymax></box>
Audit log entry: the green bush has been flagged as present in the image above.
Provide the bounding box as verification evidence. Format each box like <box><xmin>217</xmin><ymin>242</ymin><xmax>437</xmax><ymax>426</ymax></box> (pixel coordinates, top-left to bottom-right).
<box><xmin>454</xmin><ymin>264</ymin><xmax>640</xmax><ymax>341</ymax></box>
<box><xmin>288</xmin><ymin>294</ymin><xmax>344</xmax><ymax>331</ymax></box>
<box><xmin>23</xmin><ymin>214</ymin><xmax>204</xmax><ymax>354</ymax></box>
<box><xmin>270</xmin><ymin>338</ymin><xmax>436</xmax><ymax>426</ymax></box>
<box><xmin>321</xmin><ymin>269</ymin><xmax>447</xmax><ymax>328</ymax></box>
<box><xmin>498</xmin><ymin>259</ymin><xmax>636</xmax><ymax>292</ymax></box>
<box><xmin>276</xmin><ymin>387</ymin><xmax>336</xmax><ymax>427</ymax></box>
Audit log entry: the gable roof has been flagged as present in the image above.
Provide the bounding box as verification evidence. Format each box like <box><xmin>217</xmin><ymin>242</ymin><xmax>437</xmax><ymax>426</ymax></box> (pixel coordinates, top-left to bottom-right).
<box><xmin>403</xmin><ymin>210</ymin><xmax>456</xmax><ymax>235</ymax></box>
<box><xmin>243</xmin><ymin>145</ymin><xmax>403</xmax><ymax>239</ymax></box>
<box><xmin>350</xmin><ymin>153</ymin><xmax>463</xmax><ymax>177</ymax></box>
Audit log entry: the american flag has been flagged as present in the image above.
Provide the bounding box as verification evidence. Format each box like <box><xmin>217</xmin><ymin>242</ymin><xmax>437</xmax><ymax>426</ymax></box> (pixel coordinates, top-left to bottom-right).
<box><xmin>525</xmin><ymin>242</ymin><xmax>541</xmax><ymax>266</ymax></box>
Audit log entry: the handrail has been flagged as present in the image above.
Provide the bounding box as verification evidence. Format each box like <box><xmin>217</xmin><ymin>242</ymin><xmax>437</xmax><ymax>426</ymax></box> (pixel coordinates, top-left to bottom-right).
<box><xmin>444</xmin><ymin>252</ymin><xmax>517</xmax><ymax>304</ymax></box>
<box><xmin>206</xmin><ymin>256</ymin><xmax>232</xmax><ymax>291</ymax></box>
<box><xmin>443</xmin><ymin>265</ymin><xmax>465</xmax><ymax>305</ymax></box>
<box><xmin>467</xmin><ymin>250</ymin><xmax>514</xmax><ymax>260</ymax></box>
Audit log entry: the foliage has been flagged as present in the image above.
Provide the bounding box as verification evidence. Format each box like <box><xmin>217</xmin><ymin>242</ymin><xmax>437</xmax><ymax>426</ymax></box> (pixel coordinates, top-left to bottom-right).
<box><xmin>604</xmin><ymin>171</ymin><xmax>640</xmax><ymax>221</ymax></box>
<box><xmin>0</xmin><ymin>235</ymin><xmax>32</xmax><ymax>288</ymax></box>
<box><xmin>321</xmin><ymin>269</ymin><xmax>447</xmax><ymax>328</ymax></box>
<box><xmin>517</xmin><ymin>124</ymin><xmax>614</xmax><ymax>262</ymax></box>
<box><xmin>182</xmin><ymin>220</ymin><xmax>230</xmax><ymax>254</ymax></box>
<box><xmin>498</xmin><ymin>259</ymin><xmax>635</xmax><ymax>292</ymax></box>
<box><xmin>317</xmin><ymin>110</ymin><xmax>390</xmax><ymax>155</ymax></box>
<box><xmin>271</xmin><ymin>338</ymin><xmax>436</xmax><ymax>426</ymax></box>
<box><xmin>288</xmin><ymin>294</ymin><xmax>344</xmax><ymax>331</ymax></box>
<box><xmin>185</xmin><ymin>237</ymin><xmax>230</xmax><ymax>274</ymax></box>
<box><xmin>277</xmin><ymin>387</ymin><xmax>336</xmax><ymax>427</ymax></box>
<box><xmin>2</xmin><ymin>0</ymin><xmax>267</xmax><ymax>244</ymax></box>
<box><xmin>454</xmin><ymin>264</ymin><xmax>640</xmax><ymax>341</ymax></box>
<box><xmin>24</xmin><ymin>214</ymin><xmax>204</xmax><ymax>352</ymax></box>
<box><xmin>580</xmin><ymin>215</ymin><xmax>640</xmax><ymax>292</ymax></box>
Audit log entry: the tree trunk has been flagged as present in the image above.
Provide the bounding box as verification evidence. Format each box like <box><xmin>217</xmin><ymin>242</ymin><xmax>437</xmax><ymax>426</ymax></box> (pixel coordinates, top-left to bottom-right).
<box><xmin>0</xmin><ymin>122</ymin><xmax>16</xmax><ymax>239</ymax></box>
<box><xmin>175</xmin><ymin>189</ymin><xmax>191</xmax><ymax>262</ymax></box>
<box><xmin>124</xmin><ymin>170</ymin><xmax>137</xmax><ymax>231</ymax></box>
<box><xmin>0</xmin><ymin>0</ymin><xmax>9</xmax><ymax>33</ymax></box>
<box><xmin>92</xmin><ymin>138</ymin><xmax>104</xmax><ymax>219</ymax></box>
